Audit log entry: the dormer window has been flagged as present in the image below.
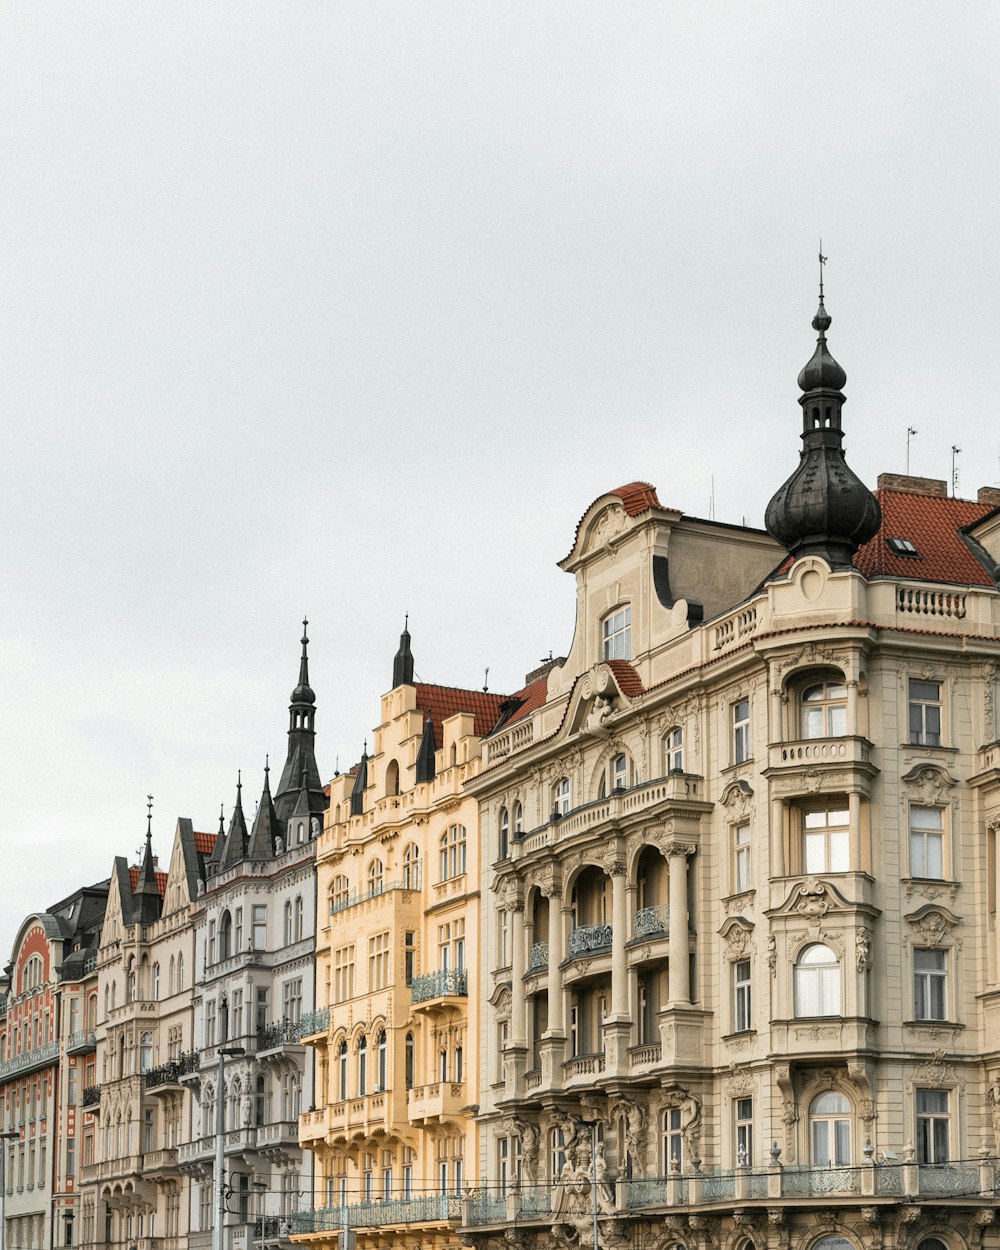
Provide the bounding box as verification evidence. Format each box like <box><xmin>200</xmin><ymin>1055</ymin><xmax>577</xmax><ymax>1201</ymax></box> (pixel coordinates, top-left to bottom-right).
<box><xmin>602</xmin><ymin>607</ymin><xmax>631</xmax><ymax>661</ymax></box>
<box><xmin>887</xmin><ymin>536</ymin><xmax>919</xmax><ymax>557</ymax></box>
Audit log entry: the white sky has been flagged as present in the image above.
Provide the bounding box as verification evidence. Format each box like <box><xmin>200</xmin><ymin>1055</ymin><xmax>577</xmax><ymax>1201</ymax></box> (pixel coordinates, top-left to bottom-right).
<box><xmin>2</xmin><ymin>2</ymin><xmax>998</xmax><ymax>962</ymax></box>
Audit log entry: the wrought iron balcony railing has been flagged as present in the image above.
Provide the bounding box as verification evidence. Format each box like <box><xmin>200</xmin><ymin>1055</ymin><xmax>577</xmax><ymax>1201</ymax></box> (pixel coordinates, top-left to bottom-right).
<box><xmin>567</xmin><ymin>923</ymin><xmax>612</xmax><ymax>956</ymax></box>
<box><xmin>410</xmin><ymin>969</ymin><xmax>468</xmax><ymax>1003</ymax></box>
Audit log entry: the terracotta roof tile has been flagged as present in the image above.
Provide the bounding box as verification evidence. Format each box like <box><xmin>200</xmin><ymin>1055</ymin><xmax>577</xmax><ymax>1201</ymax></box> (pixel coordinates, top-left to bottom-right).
<box><xmin>413</xmin><ymin>684</ymin><xmax>509</xmax><ymax>740</ymax></box>
<box><xmin>127</xmin><ymin>867</ymin><xmax>168</xmax><ymax>897</ymax></box>
<box><xmin>611</xmin><ymin>481</ymin><xmax>666</xmax><ymax>517</ymax></box>
<box><xmin>855</xmin><ymin>490</ymin><xmax>994</xmax><ymax>586</ymax></box>
<box><xmin>487</xmin><ymin>675</ymin><xmax>550</xmax><ymax>732</ymax></box>
<box><xmin>605</xmin><ymin>659</ymin><xmax>644</xmax><ymax>697</ymax></box>
<box><xmin>193</xmin><ymin>832</ymin><xmax>217</xmax><ymax>856</ymax></box>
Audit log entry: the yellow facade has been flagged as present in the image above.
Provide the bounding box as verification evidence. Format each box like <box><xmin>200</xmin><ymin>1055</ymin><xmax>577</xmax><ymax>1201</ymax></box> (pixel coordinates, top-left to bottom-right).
<box><xmin>296</xmin><ymin>666</ymin><xmax>502</xmax><ymax>1250</ymax></box>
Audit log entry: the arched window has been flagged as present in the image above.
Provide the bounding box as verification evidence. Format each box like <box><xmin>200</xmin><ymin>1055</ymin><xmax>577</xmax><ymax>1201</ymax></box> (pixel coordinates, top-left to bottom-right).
<box><xmin>331</xmin><ymin>875</ymin><xmax>350</xmax><ymax>913</ymax></box>
<box><xmin>254</xmin><ymin>1075</ymin><xmax>267</xmax><ymax>1126</ymax></box>
<box><xmin>228</xmin><ymin>1077</ymin><xmax>241</xmax><ymax>1131</ymax></box>
<box><xmin>337</xmin><ymin>1041</ymin><xmax>348</xmax><ymax>1101</ymax></box>
<box><xmin>127</xmin><ymin>960</ymin><xmax>136</xmax><ymax>1003</ymax></box>
<box><xmin>283</xmin><ymin>901</ymin><xmax>293</xmax><ymax>945</ymax></box>
<box><xmin>368</xmin><ymin>859</ymin><xmax>384</xmax><ymax>898</ymax></box>
<box><xmin>403</xmin><ymin>844</ymin><xmax>421</xmax><ymax>890</ymax></box>
<box><xmin>794</xmin><ymin>944</ymin><xmax>841</xmax><ymax>1017</ymax></box>
<box><xmin>219</xmin><ymin>911</ymin><xmax>232</xmax><ymax>961</ymax></box>
<box><xmin>375</xmin><ymin>1030</ymin><xmax>387</xmax><ymax>1092</ymax></box>
<box><xmin>140</xmin><ymin>1032</ymin><xmax>153</xmax><ymax>1073</ymax></box>
<box><xmin>917</xmin><ymin>1241</ymin><xmax>949</xmax><ymax>1250</ymax></box>
<box><xmin>404</xmin><ymin>1033</ymin><xmax>415</xmax><ymax>1089</ymax></box>
<box><xmin>811</xmin><ymin>1241</ymin><xmax>854</xmax><ymax>1250</ymax></box>
<box><xmin>664</xmin><ymin>727</ymin><xmax>684</xmax><ymax>773</ymax></box>
<box><xmin>202</xmin><ymin>1083</ymin><xmax>215</xmax><ymax>1134</ymax></box>
<box><xmin>386</xmin><ymin>760</ymin><xmax>400</xmax><ymax>797</ymax></box>
<box><xmin>809</xmin><ymin>1092</ymin><xmax>852</xmax><ymax>1166</ymax></box>
<box><xmin>795</xmin><ymin>940</ymin><xmax>840</xmax><ymax>1020</ymax></box>
<box><xmin>111</xmin><ymin>980</ymin><xmax>117</xmax><ymax>1010</ymax></box>
<box><xmin>439</xmin><ymin>825</ymin><xmax>467</xmax><ymax>880</ymax></box>
<box><xmin>601</xmin><ymin>606</ymin><xmax>631</xmax><ymax>660</ymax></box>
<box><xmin>498</xmin><ymin>807</ymin><xmax>509</xmax><ymax>860</ymax></box>
<box><xmin>168</xmin><ymin>957</ymin><xmax>175</xmax><ymax>996</ymax></box>
<box><xmin>151</xmin><ymin>963</ymin><xmax>160</xmax><ymax>1000</ymax></box>
<box><xmin>177</xmin><ymin>954</ymin><xmax>184</xmax><ymax>990</ymax></box>
<box><xmin>294</xmin><ymin>895</ymin><xmax>304</xmax><ymax>942</ymax></box>
<box><xmin>553</xmin><ymin>777</ymin><xmax>571</xmax><ymax>818</ymax></box>
<box><xmin>513</xmin><ymin>801</ymin><xmax>523</xmax><ymax>835</ymax></box>
<box><xmin>357</xmin><ymin>1035</ymin><xmax>368</xmax><ymax>1096</ymax></box>
<box><xmin>598</xmin><ymin>752</ymin><xmax>632</xmax><ymax>798</ymax></box>
<box><xmin>800</xmin><ymin>677</ymin><xmax>848</xmax><ymax>739</ymax></box>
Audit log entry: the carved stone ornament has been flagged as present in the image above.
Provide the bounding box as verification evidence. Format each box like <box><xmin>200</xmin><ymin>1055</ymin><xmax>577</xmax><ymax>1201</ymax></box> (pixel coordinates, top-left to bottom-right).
<box><xmin>773</xmin><ymin>641</ymin><xmax>841</xmax><ymax>681</ymax></box>
<box><xmin>984</xmin><ymin>661</ymin><xmax>997</xmax><ymax>739</ymax></box>
<box><xmin>856</xmin><ymin>928</ymin><xmax>872</xmax><ymax>972</ymax></box>
<box><xmin>909</xmin><ymin>1051</ymin><xmax>957</xmax><ymax>1088</ymax></box>
<box><xmin>903</xmin><ymin>905</ymin><xmax>958</xmax><ymax>947</ymax></box>
<box><xmin>767</xmin><ymin>933</ymin><xmax>777</xmax><ymax>974</ymax></box>
<box><xmin>900</xmin><ymin>764</ymin><xmax>958</xmax><ymax>804</ymax></box>
<box><xmin>719</xmin><ymin>779</ymin><xmax>753</xmax><ymax>819</ymax></box>
<box><xmin>591</xmin><ymin>503</ymin><xmax>627</xmax><ymax>551</ymax></box>
<box><xmin>726</xmin><ymin>1064</ymin><xmax>756</xmax><ymax>1096</ymax></box>
<box><xmin>719</xmin><ymin>917</ymin><xmax>754</xmax><ymax>956</ymax></box>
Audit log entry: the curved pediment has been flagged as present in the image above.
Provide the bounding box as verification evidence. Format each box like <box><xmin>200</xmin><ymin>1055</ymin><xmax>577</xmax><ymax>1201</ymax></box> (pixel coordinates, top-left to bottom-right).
<box><xmin>564</xmin><ymin>661</ymin><xmax>644</xmax><ymax>740</ymax></box>
<box><xmin>769</xmin><ymin>876</ymin><xmax>862</xmax><ymax>920</ymax></box>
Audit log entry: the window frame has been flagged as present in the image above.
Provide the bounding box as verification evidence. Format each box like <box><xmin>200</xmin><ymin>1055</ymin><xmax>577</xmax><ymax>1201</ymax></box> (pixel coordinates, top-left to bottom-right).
<box><xmin>801</xmin><ymin>803</ymin><xmax>851</xmax><ymax>874</ymax></box>
<box><xmin>664</xmin><ymin>727</ymin><xmax>684</xmax><ymax>773</ymax></box>
<box><xmin>601</xmin><ymin>606</ymin><xmax>631</xmax><ymax>661</ymax></box>
<box><xmin>733</xmin><ymin>959</ymin><xmax>752</xmax><ymax>1033</ymax></box>
<box><xmin>913</xmin><ymin>947</ymin><xmax>948</xmax><ymax>1021</ymax></box>
<box><xmin>732</xmin><ymin>822</ymin><xmax>751</xmax><ymax>894</ymax></box>
<box><xmin>909</xmin><ymin>806</ymin><xmax>945</xmax><ymax>880</ymax></box>
<box><xmin>908</xmin><ymin>679</ymin><xmax>943</xmax><ymax>747</ymax></box>
<box><xmin>732</xmin><ymin>699</ymin><xmax>751</xmax><ymax>765</ymax></box>
<box><xmin>809</xmin><ymin>1090</ymin><xmax>852</xmax><ymax>1167</ymax></box>
<box><xmin>799</xmin><ymin>677</ymin><xmax>848</xmax><ymax>739</ymax></box>
<box><xmin>793</xmin><ymin>943</ymin><xmax>841</xmax><ymax>1017</ymax></box>
<box><xmin>915</xmin><ymin>1088</ymin><xmax>950</xmax><ymax>1164</ymax></box>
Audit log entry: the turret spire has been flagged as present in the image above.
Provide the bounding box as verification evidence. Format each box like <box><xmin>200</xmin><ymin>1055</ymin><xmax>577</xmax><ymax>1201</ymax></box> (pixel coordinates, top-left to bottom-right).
<box><xmin>393</xmin><ymin>615</ymin><xmax>415</xmax><ymax>688</ymax></box>
<box><xmin>765</xmin><ymin>256</ymin><xmax>881</xmax><ymax>569</ymax></box>
<box><xmin>218</xmin><ymin>771</ymin><xmax>249</xmax><ymax>870</ymax></box>
<box><xmin>132</xmin><ymin>795</ymin><xmax>162</xmax><ymax>924</ymax></box>
<box><xmin>274</xmin><ymin>620</ymin><xmax>328</xmax><ymax>827</ymax></box>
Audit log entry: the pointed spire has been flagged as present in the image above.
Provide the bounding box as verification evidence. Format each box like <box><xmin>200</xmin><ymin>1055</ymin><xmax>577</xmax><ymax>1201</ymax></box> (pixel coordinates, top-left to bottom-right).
<box><xmin>247</xmin><ymin>758</ymin><xmax>281</xmax><ymax>859</ymax></box>
<box><xmin>393</xmin><ymin>615</ymin><xmax>415</xmax><ymax>688</ymax></box>
<box><xmin>350</xmin><ymin>744</ymin><xmax>368</xmax><ymax>817</ymax></box>
<box><xmin>275</xmin><ymin>621</ymin><xmax>327</xmax><ymax>825</ymax></box>
<box><xmin>765</xmin><ymin>253</ymin><xmax>881</xmax><ymax>569</ymax></box>
<box><xmin>415</xmin><ymin>716</ymin><xmax>437</xmax><ymax>783</ymax></box>
<box><xmin>219</xmin><ymin>771</ymin><xmax>249</xmax><ymax>870</ymax></box>
<box><xmin>132</xmin><ymin>795</ymin><xmax>162</xmax><ymax>924</ymax></box>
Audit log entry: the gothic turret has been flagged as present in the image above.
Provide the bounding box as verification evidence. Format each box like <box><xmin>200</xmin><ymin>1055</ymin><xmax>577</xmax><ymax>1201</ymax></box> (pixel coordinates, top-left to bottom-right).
<box><xmin>393</xmin><ymin>617</ymin><xmax>414</xmax><ymax>687</ymax></box>
<box><xmin>218</xmin><ymin>774</ymin><xmax>249</xmax><ymax>870</ymax></box>
<box><xmin>274</xmin><ymin>619</ymin><xmax>327</xmax><ymax>826</ymax></box>
<box><xmin>132</xmin><ymin>799</ymin><xmax>162</xmax><ymax>925</ymax></box>
<box><xmin>415</xmin><ymin>716</ymin><xmax>436</xmax><ymax>783</ymax></box>
<box><xmin>350</xmin><ymin>746</ymin><xmax>368</xmax><ymax>817</ymax></box>
<box><xmin>248</xmin><ymin>760</ymin><xmax>282</xmax><ymax>859</ymax></box>
<box><xmin>765</xmin><ymin>261</ymin><xmax>881</xmax><ymax>569</ymax></box>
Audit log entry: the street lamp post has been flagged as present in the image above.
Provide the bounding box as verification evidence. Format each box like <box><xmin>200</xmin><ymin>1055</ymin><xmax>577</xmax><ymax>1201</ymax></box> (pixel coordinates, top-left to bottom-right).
<box><xmin>212</xmin><ymin>1048</ymin><xmax>245</xmax><ymax>1250</ymax></box>
<box><xmin>0</xmin><ymin>1131</ymin><xmax>20</xmax><ymax>1250</ymax></box>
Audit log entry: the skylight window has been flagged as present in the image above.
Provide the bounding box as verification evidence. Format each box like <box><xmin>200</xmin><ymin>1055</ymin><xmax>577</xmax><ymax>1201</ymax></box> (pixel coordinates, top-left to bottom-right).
<box><xmin>887</xmin><ymin>537</ymin><xmax>919</xmax><ymax>557</ymax></box>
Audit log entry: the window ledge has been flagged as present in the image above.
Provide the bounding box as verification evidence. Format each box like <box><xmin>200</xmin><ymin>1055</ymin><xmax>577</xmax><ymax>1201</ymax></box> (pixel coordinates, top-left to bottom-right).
<box><xmin>722</xmin><ymin>1029</ymin><xmax>757</xmax><ymax>1043</ymax></box>
<box><xmin>721</xmin><ymin>760</ymin><xmax>754</xmax><ymax>777</ymax></box>
<box><xmin>722</xmin><ymin>889</ymin><xmax>756</xmax><ymax>910</ymax></box>
<box><xmin>901</xmin><ymin>742</ymin><xmax>958</xmax><ymax>755</ymax></box>
<box><xmin>902</xmin><ymin>877</ymin><xmax>960</xmax><ymax>901</ymax></box>
<box><xmin>903</xmin><ymin>1019</ymin><xmax>964</xmax><ymax>1031</ymax></box>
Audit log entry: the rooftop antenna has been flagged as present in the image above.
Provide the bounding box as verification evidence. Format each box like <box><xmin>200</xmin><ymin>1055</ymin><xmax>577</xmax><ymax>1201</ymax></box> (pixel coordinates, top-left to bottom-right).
<box><xmin>818</xmin><ymin>239</ymin><xmax>827</xmax><ymax>301</ymax></box>
<box><xmin>951</xmin><ymin>445</ymin><xmax>962</xmax><ymax>497</ymax></box>
<box><xmin>906</xmin><ymin>426</ymin><xmax>918</xmax><ymax>475</ymax></box>
<box><xmin>483</xmin><ymin>667</ymin><xmax>489</xmax><ymax>693</ymax></box>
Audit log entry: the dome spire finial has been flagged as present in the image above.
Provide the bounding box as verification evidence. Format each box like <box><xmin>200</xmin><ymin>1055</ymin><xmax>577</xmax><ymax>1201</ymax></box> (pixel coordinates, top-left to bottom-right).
<box><xmin>764</xmin><ymin>253</ymin><xmax>881</xmax><ymax>570</ymax></box>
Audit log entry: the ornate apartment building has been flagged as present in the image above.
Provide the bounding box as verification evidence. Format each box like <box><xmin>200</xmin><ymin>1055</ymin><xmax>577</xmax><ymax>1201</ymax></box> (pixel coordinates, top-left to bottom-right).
<box><xmin>184</xmin><ymin>625</ymin><xmax>327</xmax><ymax>1250</ymax></box>
<box><xmin>0</xmin><ymin>881</ymin><xmax>109</xmax><ymax>1250</ymax></box>
<box><xmin>293</xmin><ymin>626</ymin><xmax>505</xmax><ymax>1250</ymax></box>
<box><xmin>462</xmin><ymin>293</ymin><xmax>1000</xmax><ymax>1250</ymax></box>
<box><xmin>78</xmin><ymin>814</ymin><xmax>213</xmax><ymax>1250</ymax></box>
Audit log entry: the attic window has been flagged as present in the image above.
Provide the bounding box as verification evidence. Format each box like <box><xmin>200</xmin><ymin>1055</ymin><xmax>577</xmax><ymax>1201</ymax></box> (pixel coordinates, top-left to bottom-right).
<box><xmin>887</xmin><ymin>537</ymin><xmax>919</xmax><ymax>557</ymax></box>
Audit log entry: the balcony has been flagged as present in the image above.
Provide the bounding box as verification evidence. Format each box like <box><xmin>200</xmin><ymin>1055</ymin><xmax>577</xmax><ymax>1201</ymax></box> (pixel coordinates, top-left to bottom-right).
<box><xmin>298</xmin><ymin>1107</ymin><xmax>329</xmax><ymax>1145</ymax></box>
<box><xmin>563</xmin><ymin>1053</ymin><xmax>605</xmax><ymax>1081</ymax></box>
<box><xmin>178</xmin><ymin>1136</ymin><xmax>213</xmax><ymax>1166</ymax></box>
<box><xmin>145</xmin><ymin>1060</ymin><xmax>190</xmax><ymax>1092</ymax></box>
<box><xmin>255</xmin><ymin>1120</ymin><xmax>300</xmax><ymax>1152</ymax></box>
<box><xmin>411</xmin><ymin>969</ymin><xmax>468</xmax><ymax>1005</ymax></box>
<box><xmin>528</xmin><ymin>942</ymin><xmax>548</xmax><ymax>970</ymax></box>
<box><xmin>406</xmin><ymin>1081</ymin><xmax>467</xmax><ymax>1124</ymax></box>
<box><xmin>257</xmin><ymin>1019</ymin><xmax>305</xmax><ymax>1055</ymax></box>
<box><xmin>142</xmin><ymin>1148</ymin><xmax>180</xmax><ymax>1178</ymax></box>
<box><xmin>0</xmin><ymin>1041</ymin><xmax>60</xmax><ymax>1081</ymax></box>
<box><xmin>329</xmin><ymin>881</ymin><xmax>421</xmax><ymax>917</ymax></box>
<box><xmin>632</xmin><ymin>905</ymin><xmax>669</xmax><ymax>940</ymax></box>
<box><xmin>67</xmin><ymin>1029</ymin><xmax>97</xmax><ymax>1055</ymax></box>
<box><xmin>82</xmin><ymin>1085</ymin><xmax>101</xmax><ymax>1109</ymax></box>
<box><xmin>567</xmin><ymin>924</ymin><xmax>612</xmax><ymax>957</ymax></box>
<box><xmin>299</xmin><ymin>1007</ymin><xmax>330</xmax><ymax>1040</ymax></box>
<box><xmin>291</xmin><ymin>1195</ymin><xmax>462</xmax><ymax>1234</ymax></box>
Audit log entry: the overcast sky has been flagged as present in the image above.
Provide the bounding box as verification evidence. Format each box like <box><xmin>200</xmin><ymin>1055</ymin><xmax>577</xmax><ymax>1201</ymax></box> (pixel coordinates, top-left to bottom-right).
<box><xmin>2</xmin><ymin>2</ymin><xmax>998</xmax><ymax>962</ymax></box>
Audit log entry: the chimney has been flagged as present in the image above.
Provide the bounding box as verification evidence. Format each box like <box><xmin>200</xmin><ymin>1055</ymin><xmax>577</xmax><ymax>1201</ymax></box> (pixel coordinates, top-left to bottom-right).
<box><xmin>977</xmin><ymin>486</ymin><xmax>1000</xmax><ymax>509</ymax></box>
<box><xmin>877</xmin><ymin>473</ymin><xmax>948</xmax><ymax>498</ymax></box>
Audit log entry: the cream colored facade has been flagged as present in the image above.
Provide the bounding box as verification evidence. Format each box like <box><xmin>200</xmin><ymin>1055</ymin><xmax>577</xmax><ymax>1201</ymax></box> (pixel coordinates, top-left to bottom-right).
<box><xmin>79</xmin><ymin>819</ymin><xmax>208</xmax><ymax>1250</ymax></box>
<box><xmin>295</xmin><ymin>663</ymin><xmax>502</xmax><ymax>1250</ymax></box>
<box><xmin>465</xmin><ymin>477</ymin><xmax>1000</xmax><ymax>1250</ymax></box>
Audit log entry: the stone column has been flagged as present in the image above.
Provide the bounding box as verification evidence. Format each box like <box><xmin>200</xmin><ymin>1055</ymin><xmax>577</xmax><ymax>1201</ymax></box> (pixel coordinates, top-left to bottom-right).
<box><xmin>610</xmin><ymin>863</ymin><xmax>629</xmax><ymax>1016</ymax></box>
<box><xmin>510</xmin><ymin>901</ymin><xmax>526</xmax><ymax>1046</ymax></box>
<box><xmin>546</xmin><ymin>889</ymin><xmax>564</xmax><ymax>1033</ymax></box>
<box><xmin>849</xmin><ymin>790</ymin><xmax>862</xmax><ymax>873</ymax></box>
<box><xmin>667</xmin><ymin>843</ymin><xmax>694</xmax><ymax>1005</ymax></box>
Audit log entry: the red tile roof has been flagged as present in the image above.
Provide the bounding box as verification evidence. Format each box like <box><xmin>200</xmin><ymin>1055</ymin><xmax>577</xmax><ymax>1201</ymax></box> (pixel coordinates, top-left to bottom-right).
<box><xmin>611</xmin><ymin>481</ymin><xmax>666</xmax><ymax>517</ymax></box>
<box><xmin>127</xmin><ymin>867</ymin><xmax>168</xmax><ymax>897</ymax></box>
<box><xmin>413</xmin><ymin>684</ymin><xmax>509</xmax><ymax>740</ymax></box>
<box><xmin>488</xmin><ymin>675</ymin><xmax>550</xmax><ymax>731</ymax></box>
<box><xmin>605</xmin><ymin>659</ymin><xmax>644</xmax><ymax>697</ymax></box>
<box><xmin>855</xmin><ymin>490</ymin><xmax>994</xmax><ymax>586</ymax></box>
<box><xmin>194</xmin><ymin>831</ymin><xmax>217</xmax><ymax>856</ymax></box>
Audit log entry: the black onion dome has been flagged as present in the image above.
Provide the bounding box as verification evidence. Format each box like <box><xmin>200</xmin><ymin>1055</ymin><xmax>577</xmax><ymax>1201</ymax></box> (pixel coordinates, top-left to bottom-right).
<box><xmin>765</xmin><ymin>290</ymin><xmax>881</xmax><ymax>570</ymax></box>
<box><xmin>796</xmin><ymin>299</ymin><xmax>847</xmax><ymax>391</ymax></box>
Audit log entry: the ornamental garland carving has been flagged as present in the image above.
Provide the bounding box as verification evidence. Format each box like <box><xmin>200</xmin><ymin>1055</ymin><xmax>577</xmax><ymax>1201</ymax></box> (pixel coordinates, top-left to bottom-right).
<box><xmin>903</xmin><ymin>906</ymin><xmax>958</xmax><ymax>947</ymax></box>
<box><xmin>772</xmin><ymin>642</ymin><xmax>842</xmax><ymax>683</ymax></box>
<box><xmin>726</xmin><ymin>1064</ymin><xmax>756</xmax><ymax>1096</ymax></box>
<box><xmin>900</xmin><ymin>764</ymin><xmax>958</xmax><ymax>805</ymax></box>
